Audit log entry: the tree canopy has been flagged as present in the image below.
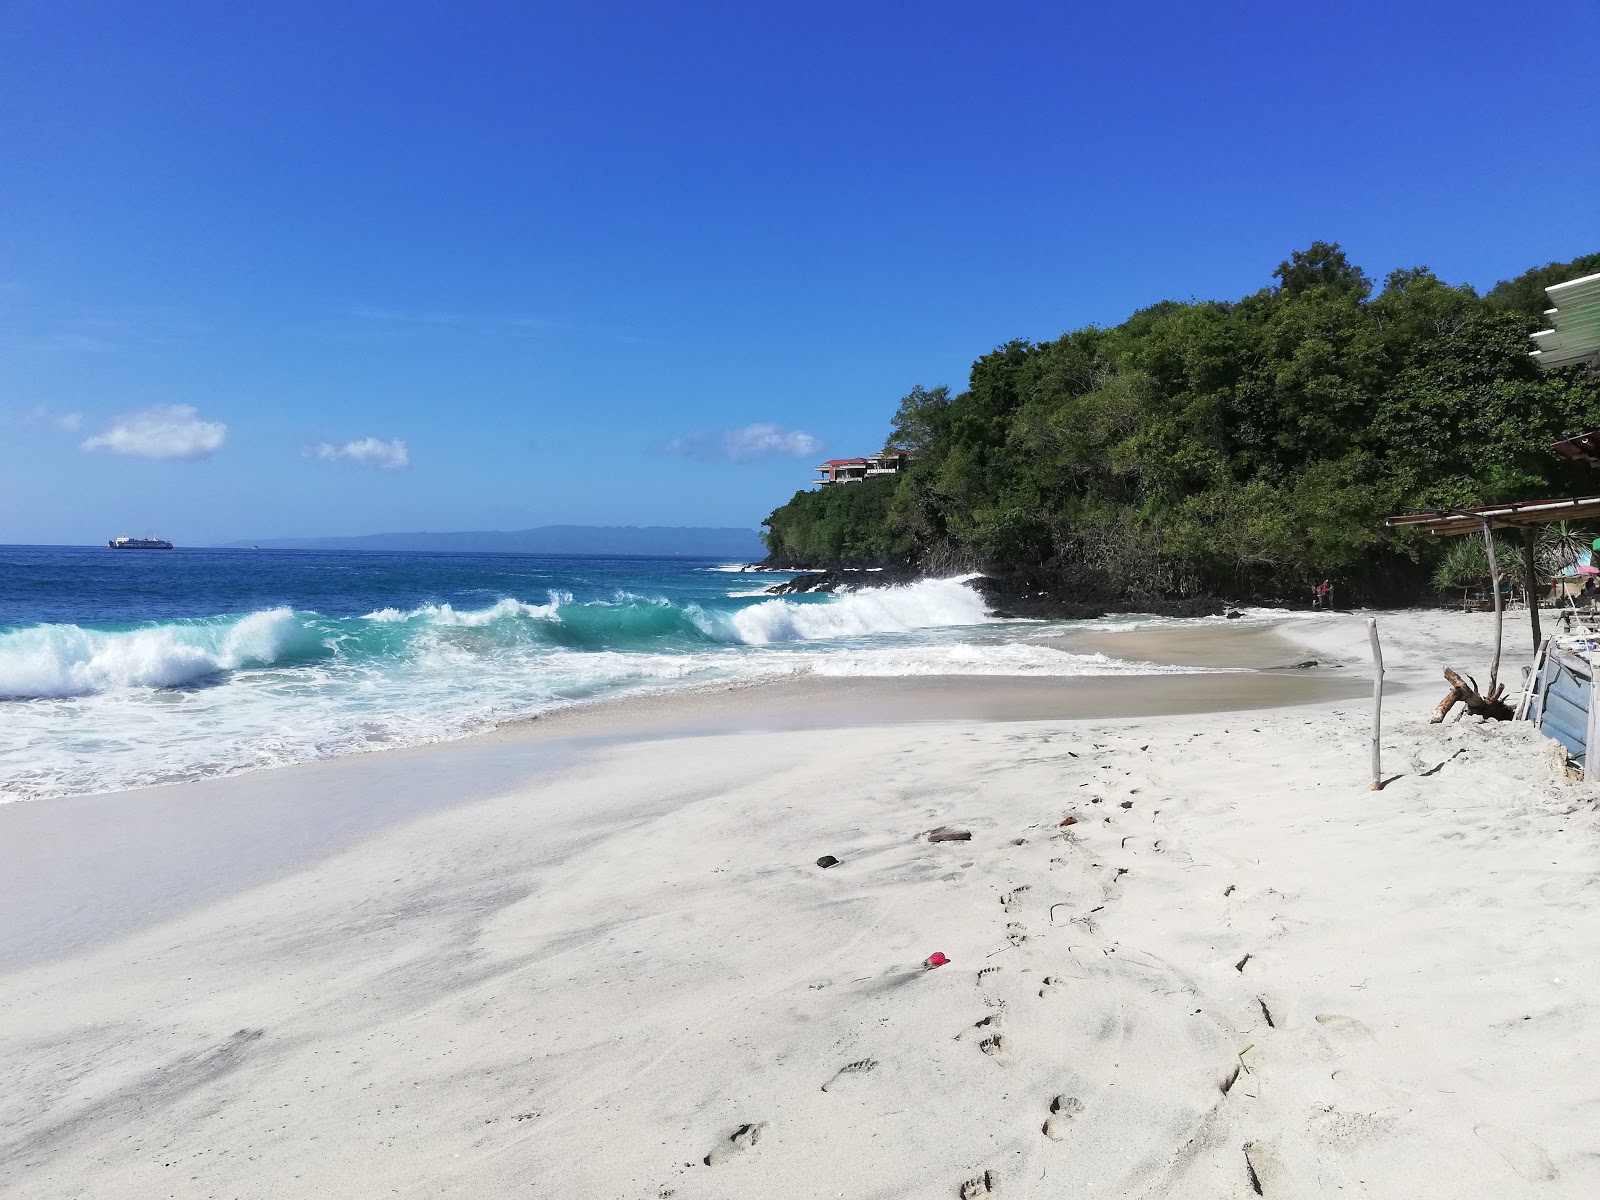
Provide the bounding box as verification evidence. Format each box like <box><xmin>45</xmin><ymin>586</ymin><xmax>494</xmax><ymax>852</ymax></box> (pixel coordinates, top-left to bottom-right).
<box><xmin>761</xmin><ymin>245</ymin><xmax>1600</xmax><ymax>603</ymax></box>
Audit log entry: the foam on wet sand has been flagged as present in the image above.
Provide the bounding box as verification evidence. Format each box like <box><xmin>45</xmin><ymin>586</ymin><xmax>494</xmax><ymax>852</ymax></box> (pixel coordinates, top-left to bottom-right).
<box><xmin>1</xmin><ymin>608</ymin><xmax>1595</xmax><ymax>1198</ymax></box>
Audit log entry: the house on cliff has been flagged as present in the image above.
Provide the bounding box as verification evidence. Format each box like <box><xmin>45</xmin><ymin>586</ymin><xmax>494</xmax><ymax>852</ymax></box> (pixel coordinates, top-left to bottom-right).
<box><xmin>814</xmin><ymin>450</ymin><xmax>910</xmax><ymax>486</ymax></box>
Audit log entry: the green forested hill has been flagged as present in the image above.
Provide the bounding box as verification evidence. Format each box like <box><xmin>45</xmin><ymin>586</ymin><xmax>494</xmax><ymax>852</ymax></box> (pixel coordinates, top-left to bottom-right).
<box><xmin>761</xmin><ymin>244</ymin><xmax>1600</xmax><ymax>604</ymax></box>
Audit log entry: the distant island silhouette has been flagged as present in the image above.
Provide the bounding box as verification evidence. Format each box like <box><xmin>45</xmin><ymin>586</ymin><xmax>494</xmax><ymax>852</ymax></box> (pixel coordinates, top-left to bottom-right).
<box><xmin>222</xmin><ymin>525</ymin><xmax>766</xmax><ymax>558</ymax></box>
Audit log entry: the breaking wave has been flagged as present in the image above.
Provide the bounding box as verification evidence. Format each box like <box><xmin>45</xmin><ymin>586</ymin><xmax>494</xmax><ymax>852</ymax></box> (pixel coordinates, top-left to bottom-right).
<box><xmin>362</xmin><ymin>596</ymin><xmax>566</xmax><ymax>625</ymax></box>
<box><xmin>0</xmin><ymin>573</ymin><xmax>1210</xmax><ymax>801</ymax></box>
<box><xmin>0</xmin><ymin>608</ymin><xmax>329</xmax><ymax>699</ymax></box>
<box><xmin>716</xmin><ymin>576</ymin><xmax>993</xmax><ymax>643</ymax></box>
<box><xmin>0</xmin><ymin>578</ymin><xmax>998</xmax><ymax>701</ymax></box>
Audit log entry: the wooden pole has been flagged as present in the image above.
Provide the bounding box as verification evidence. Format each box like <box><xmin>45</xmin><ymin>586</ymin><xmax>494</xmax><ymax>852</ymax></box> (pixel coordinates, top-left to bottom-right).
<box><xmin>1523</xmin><ymin>526</ymin><xmax>1542</xmax><ymax>651</ymax></box>
<box><xmin>1368</xmin><ymin>617</ymin><xmax>1384</xmax><ymax>790</ymax></box>
<box><xmin>1483</xmin><ymin>521</ymin><xmax>1504</xmax><ymax>693</ymax></box>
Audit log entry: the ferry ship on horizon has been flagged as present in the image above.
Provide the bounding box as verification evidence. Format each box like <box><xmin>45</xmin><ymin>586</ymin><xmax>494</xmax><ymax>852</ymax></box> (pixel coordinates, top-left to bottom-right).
<box><xmin>108</xmin><ymin>535</ymin><xmax>174</xmax><ymax>550</ymax></box>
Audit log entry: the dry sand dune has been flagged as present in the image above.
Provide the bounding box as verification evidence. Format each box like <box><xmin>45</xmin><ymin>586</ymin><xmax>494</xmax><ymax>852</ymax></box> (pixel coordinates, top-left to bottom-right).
<box><xmin>2</xmin><ymin>610</ymin><xmax>1596</xmax><ymax>1198</ymax></box>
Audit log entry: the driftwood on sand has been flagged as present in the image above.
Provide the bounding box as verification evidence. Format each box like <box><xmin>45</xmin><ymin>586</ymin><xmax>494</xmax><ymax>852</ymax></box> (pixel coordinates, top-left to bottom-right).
<box><xmin>1431</xmin><ymin>666</ymin><xmax>1514</xmax><ymax>724</ymax></box>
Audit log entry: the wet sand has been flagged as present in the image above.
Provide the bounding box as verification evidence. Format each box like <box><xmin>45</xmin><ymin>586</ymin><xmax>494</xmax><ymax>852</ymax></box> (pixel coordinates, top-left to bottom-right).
<box><xmin>1042</xmin><ymin>622</ymin><xmax>1333</xmax><ymax>670</ymax></box>
<box><xmin>0</xmin><ymin>654</ymin><xmax>1361</xmax><ymax>969</ymax></box>
<box><xmin>494</xmin><ymin>660</ymin><xmax>1364</xmax><ymax>742</ymax></box>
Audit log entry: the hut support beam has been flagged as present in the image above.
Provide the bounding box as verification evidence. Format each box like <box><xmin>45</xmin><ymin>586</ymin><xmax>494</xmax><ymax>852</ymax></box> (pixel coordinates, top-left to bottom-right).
<box><xmin>1484</xmin><ymin>520</ymin><xmax>1504</xmax><ymax>693</ymax></box>
<box><xmin>1524</xmin><ymin>526</ymin><xmax>1542</xmax><ymax>651</ymax></box>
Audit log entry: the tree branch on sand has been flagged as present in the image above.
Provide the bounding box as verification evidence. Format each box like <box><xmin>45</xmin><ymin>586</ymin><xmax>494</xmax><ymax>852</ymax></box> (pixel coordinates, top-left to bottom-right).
<box><xmin>1431</xmin><ymin>667</ymin><xmax>1513</xmax><ymax>723</ymax></box>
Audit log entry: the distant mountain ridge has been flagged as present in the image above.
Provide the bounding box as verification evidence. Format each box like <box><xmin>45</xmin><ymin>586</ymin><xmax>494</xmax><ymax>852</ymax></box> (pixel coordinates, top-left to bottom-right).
<box><xmin>221</xmin><ymin>525</ymin><xmax>766</xmax><ymax>558</ymax></box>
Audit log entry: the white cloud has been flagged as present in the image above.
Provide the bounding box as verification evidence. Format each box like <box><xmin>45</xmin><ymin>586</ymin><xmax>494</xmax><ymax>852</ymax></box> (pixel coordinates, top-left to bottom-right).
<box><xmin>81</xmin><ymin>404</ymin><xmax>226</xmax><ymax>460</ymax></box>
<box><xmin>661</xmin><ymin>422</ymin><xmax>822</xmax><ymax>463</ymax></box>
<box><xmin>308</xmin><ymin>436</ymin><xmax>410</xmax><ymax>470</ymax></box>
<box><xmin>22</xmin><ymin>404</ymin><xmax>83</xmax><ymax>432</ymax></box>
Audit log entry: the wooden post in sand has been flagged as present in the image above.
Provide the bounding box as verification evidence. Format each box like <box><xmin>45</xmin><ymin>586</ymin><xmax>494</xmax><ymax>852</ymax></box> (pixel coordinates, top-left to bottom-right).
<box><xmin>1368</xmin><ymin>617</ymin><xmax>1384</xmax><ymax>790</ymax></box>
<box><xmin>1483</xmin><ymin>521</ymin><xmax>1504</xmax><ymax>694</ymax></box>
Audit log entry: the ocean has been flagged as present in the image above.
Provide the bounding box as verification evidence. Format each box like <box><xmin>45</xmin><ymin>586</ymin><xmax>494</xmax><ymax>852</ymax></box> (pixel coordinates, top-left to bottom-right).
<box><xmin>0</xmin><ymin>546</ymin><xmax>1197</xmax><ymax>802</ymax></box>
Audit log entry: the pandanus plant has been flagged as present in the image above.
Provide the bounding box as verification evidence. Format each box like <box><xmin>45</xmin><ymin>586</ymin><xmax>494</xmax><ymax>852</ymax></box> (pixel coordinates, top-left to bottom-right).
<box><xmin>1431</xmin><ymin>535</ymin><xmax>1521</xmax><ymax>591</ymax></box>
<box><xmin>1431</xmin><ymin>522</ymin><xmax>1598</xmax><ymax>592</ymax></box>
<box><xmin>1537</xmin><ymin>520</ymin><xmax>1596</xmax><ymax>578</ymax></box>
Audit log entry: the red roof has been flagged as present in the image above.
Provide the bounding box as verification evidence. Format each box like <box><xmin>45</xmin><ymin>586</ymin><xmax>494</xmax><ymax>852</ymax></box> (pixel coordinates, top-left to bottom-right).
<box><xmin>818</xmin><ymin>458</ymin><xmax>867</xmax><ymax>466</ymax></box>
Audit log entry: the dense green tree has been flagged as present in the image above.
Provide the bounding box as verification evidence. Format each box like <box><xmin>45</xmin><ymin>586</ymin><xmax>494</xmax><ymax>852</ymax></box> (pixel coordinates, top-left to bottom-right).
<box><xmin>761</xmin><ymin>477</ymin><xmax>914</xmax><ymax>566</ymax></box>
<box><xmin>1272</xmin><ymin>241</ymin><xmax>1372</xmax><ymax>300</ymax></box>
<box><xmin>1485</xmin><ymin>252</ymin><xmax>1600</xmax><ymax>320</ymax></box>
<box><xmin>886</xmin><ymin>384</ymin><xmax>951</xmax><ymax>455</ymax></box>
<box><xmin>761</xmin><ymin>246</ymin><xmax>1600</xmax><ymax>603</ymax></box>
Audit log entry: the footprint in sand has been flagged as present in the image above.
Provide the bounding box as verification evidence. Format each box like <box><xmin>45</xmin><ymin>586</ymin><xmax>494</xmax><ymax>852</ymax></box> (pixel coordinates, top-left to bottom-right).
<box><xmin>1001</xmin><ymin>886</ymin><xmax>1029</xmax><ymax>912</ymax></box>
<box><xmin>1242</xmin><ymin>1140</ymin><xmax>1293</xmax><ymax>1195</ymax></box>
<box><xmin>1005</xmin><ymin>922</ymin><xmax>1030</xmax><ymax>946</ymax></box>
<box><xmin>820</xmin><ymin>1058</ymin><xmax>878</xmax><ymax>1093</ymax></box>
<box><xmin>1038</xmin><ymin>976</ymin><xmax>1065</xmax><ymax>998</ymax></box>
<box><xmin>1042</xmin><ymin>1095</ymin><xmax>1084</xmax><ymax>1140</ymax></box>
<box><xmin>959</xmin><ymin>1169</ymin><xmax>998</xmax><ymax>1197</ymax></box>
<box><xmin>976</xmin><ymin>966</ymin><xmax>1002</xmax><ymax>988</ymax></box>
<box><xmin>1314</xmin><ymin>1013</ymin><xmax>1375</xmax><ymax>1045</ymax></box>
<box><xmin>978</xmin><ymin>1030</ymin><xmax>1010</xmax><ymax>1056</ymax></box>
<box><xmin>704</xmin><ymin>1123</ymin><xmax>765</xmax><ymax>1165</ymax></box>
<box><xmin>958</xmin><ymin>1013</ymin><xmax>1005</xmax><ymax>1049</ymax></box>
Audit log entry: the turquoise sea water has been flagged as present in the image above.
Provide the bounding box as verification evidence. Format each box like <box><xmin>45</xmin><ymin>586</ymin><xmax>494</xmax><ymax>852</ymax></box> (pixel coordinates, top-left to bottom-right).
<box><xmin>0</xmin><ymin>546</ymin><xmax>1192</xmax><ymax>801</ymax></box>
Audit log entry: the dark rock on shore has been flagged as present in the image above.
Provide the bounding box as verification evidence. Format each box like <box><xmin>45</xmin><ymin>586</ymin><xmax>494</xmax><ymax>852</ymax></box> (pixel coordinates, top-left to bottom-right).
<box><xmin>765</xmin><ymin>568</ymin><xmax>920</xmax><ymax>595</ymax></box>
<box><xmin>761</xmin><ymin>560</ymin><xmax>1228</xmax><ymax>620</ymax></box>
<box><xmin>972</xmin><ymin>564</ymin><xmax>1227</xmax><ymax>621</ymax></box>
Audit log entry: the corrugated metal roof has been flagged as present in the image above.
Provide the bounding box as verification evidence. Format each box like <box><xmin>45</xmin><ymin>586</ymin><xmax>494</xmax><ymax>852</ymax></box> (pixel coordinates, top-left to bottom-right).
<box><xmin>1386</xmin><ymin>492</ymin><xmax>1600</xmax><ymax>536</ymax></box>
<box><xmin>1531</xmin><ymin>271</ymin><xmax>1600</xmax><ymax>372</ymax></box>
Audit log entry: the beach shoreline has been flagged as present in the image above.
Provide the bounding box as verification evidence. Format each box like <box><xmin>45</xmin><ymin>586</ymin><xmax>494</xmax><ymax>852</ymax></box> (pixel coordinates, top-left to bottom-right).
<box><xmin>0</xmin><ymin>664</ymin><xmax>1360</xmax><ymax>972</ymax></box>
<box><xmin>0</xmin><ymin>608</ymin><xmax>1529</xmax><ymax>969</ymax></box>
<box><xmin>4</xmin><ymin>607</ymin><xmax>1592</xmax><ymax>1198</ymax></box>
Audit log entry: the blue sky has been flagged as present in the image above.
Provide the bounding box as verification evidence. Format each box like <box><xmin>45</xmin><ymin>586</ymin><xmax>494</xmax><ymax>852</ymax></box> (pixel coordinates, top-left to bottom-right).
<box><xmin>2</xmin><ymin>0</ymin><xmax>1597</xmax><ymax>545</ymax></box>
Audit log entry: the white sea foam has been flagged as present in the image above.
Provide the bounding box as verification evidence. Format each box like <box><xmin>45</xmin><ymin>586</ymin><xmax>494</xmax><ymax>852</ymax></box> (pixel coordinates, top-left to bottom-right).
<box><xmin>706</xmin><ymin>563</ymin><xmax>816</xmax><ymax>574</ymax></box>
<box><xmin>721</xmin><ymin>576</ymin><xmax>993</xmax><ymax>644</ymax></box>
<box><xmin>362</xmin><ymin>596</ymin><xmax>566</xmax><ymax>625</ymax></box>
<box><xmin>1070</xmin><ymin>606</ymin><xmax>1303</xmax><ymax>633</ymax></box>
<box><xmin>805</xmin><ymin>642</ymin><xmax>1199</xmax><ymax>677</ymax></box>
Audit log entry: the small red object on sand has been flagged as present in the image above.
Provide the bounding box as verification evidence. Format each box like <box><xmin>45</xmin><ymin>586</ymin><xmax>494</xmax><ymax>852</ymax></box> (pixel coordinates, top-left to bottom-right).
<box><xmin>924</xmin><ymin>952</ymin><xmax>950</xmax><ymax>968</ymax></box>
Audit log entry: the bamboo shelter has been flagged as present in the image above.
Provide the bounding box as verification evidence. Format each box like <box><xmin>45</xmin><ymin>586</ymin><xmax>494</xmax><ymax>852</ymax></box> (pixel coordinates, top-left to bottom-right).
<box><xmin>1385</xmin><ymin>492</ymin><xmax>1600</xmax><ymax>652</ymax></box>
<box><xmin>1384</xmin><ymin>440</ymin><xmax>1600</xmax><ymax>726</ymax></box>
<box><xmin>1385</xmin><ymin>465</ymin><xmax>1600</xmax><ymax>751</ymax></box>
<box><xmin>1378</xmin><ymin>272</ymin><xmax>1600</xmax><ymax>762</ymax></box>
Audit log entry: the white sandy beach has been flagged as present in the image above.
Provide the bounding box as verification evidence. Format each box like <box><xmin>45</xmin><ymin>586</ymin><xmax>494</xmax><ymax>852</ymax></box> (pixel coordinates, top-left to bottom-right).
<box><xmin>2</xmin><ymin>608</ymin><xmax>1596</xmax><ymax>1198</ymax></box>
